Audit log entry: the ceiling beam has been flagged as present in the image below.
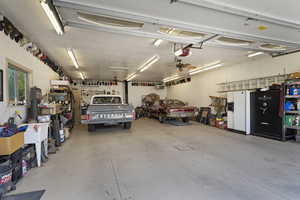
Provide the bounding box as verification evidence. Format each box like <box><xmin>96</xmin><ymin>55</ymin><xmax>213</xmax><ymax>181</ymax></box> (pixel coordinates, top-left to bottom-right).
<box><xmin>54</xmin><ymin>0</ymin><xmax>300</xmax><ymax>48</ymax></box>
<box><xmin>66</xmin><ymin>21</ymin><xmax>200</xmax><ymax>44</ymax></box>
<box><xmin>171</xmin><ymin>0</ymin><xmax>300</xmax><ymax>29</ymax></box>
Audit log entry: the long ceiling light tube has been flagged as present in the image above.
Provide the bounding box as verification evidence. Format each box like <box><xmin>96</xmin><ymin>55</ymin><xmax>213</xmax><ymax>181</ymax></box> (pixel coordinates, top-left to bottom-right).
<box><xmin>127</xmin><ymin>73</ymin><xmax>137</xmax><ymax>81</ymax></box>
<box><xmin>163</xmin><ymin>74</ymin><xmax>180</xmax><ymax>83</ymax></box>
<box><xmin>41</xmin><ymin>0</ymin><xmax>64</xmax><ymax>35</ymax></box>
<box><xmin>79</xmin><ymin>72</ymin><xmax>85</xmax><ymax>80</ymax></box>
<box><xmin>67</xmin><ymin>49</ymin><xmax>79</xmax><ymax>69</ymax></box>
<box><xmin>189</xmin><ymin>63</ymin><xmax>223</xmax><ymax>75</ymax></box>
<box><xmin>138</xmin><ymin>55</ymin><xmax>160</xmax><ymax>72</ymax></box>
<box><xmin>248</xmin><ymin>51</ymin><xmax>264</xmax><ymax>58</ymax></box>
<box><xmin>189</xmin><ymin>60</ymin><xmax>221</xmax><ymax>73</ymax></box>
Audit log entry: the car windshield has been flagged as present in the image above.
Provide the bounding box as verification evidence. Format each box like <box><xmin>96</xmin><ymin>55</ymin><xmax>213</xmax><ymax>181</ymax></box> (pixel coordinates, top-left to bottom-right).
<box><xmin>93</xmin><ymin>96</ymin><xmax>122</xmax><ymax>104</ymax></box>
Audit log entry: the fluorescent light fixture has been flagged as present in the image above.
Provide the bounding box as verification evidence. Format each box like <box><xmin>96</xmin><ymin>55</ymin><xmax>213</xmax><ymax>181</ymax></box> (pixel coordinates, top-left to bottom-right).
<box><xmin>41</xmin><ymin>0</ymin><xmax>63</xmax><ymax>35</ymax></box>
<box><xmin>127</xmin><ymin>72</ymin><xmax>136</xmax><ymax>78</ymax></box>
<box><xmin>189</xmin><ymin>60</ymin><xmax>221</xmax><ymax>73</ymax></box>
<box><xmin>163</xmin><ymin>74</ymin><xmax>180</xmax><ymax>83</ymax></box>
<box><xmin>153</xmin><ymin>39</ymin><xmax>163</xmax><ymax>47</ymax></box>
<box><xmin>138</xmin><ymin>55</ymin><xmax>160</xmax><ymax>72</ymax></box>
<box><xmin>248</xmin><ymin>52</ymin><xmax>264</xmax><ymax>58</ymax></box>
<box><xmin>79</xmin><ymin>72</ymin><xmax>85</xmax><ymax>80</ymax></box>
<box><xmin>67</xmin><ymin>49</ymin><xmax>79</xmax><ymax>69</ymax></box>
<box><xmin>189</xmin><ymin>63</ymin><xmax>223</xmax><ymax>75</ymax></box>
<box><xmin>127</xmin><ymin>73</ymin><xmax>137</xmax><ymax>81</ymax></box>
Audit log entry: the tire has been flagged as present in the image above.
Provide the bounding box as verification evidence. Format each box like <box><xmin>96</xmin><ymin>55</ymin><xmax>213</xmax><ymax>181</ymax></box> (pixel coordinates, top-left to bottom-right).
<box><xmin>182</xmin><ymin>117</ymin><xmax>190</xmax><ymax>123</ymax></box>
<box><xmin>123</xmin><ymin>122</ymin><xmax>132</xmax><ymax>129</ymax></box>
<box><xmin>159</xmin><ymin>114</ymin><xmax>166</xmax><ymax>123</ymax></box>
<box><xmin>88</xmin><ymin>124</ymin><xmax>96</xmax><ymax>132</ymax></box>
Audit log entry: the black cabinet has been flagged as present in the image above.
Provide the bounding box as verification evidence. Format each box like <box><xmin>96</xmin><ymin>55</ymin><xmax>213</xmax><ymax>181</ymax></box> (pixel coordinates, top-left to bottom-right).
<box><xmin>253</xmin><ymin>89</ymin><xmax>283</xmax><ymax>140</ymax></box>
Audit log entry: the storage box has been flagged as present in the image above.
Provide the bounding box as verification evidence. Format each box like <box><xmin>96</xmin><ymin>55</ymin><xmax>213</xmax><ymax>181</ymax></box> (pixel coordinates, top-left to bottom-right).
<box><xmin>0</xmin><ymin>132</ymin><xmax>24</xmax><ymax>155</ymax></box>
<box><xmin>40</xmin><ymin>104</ymin><xmax>63</xmax><ymax>115</ymax></box>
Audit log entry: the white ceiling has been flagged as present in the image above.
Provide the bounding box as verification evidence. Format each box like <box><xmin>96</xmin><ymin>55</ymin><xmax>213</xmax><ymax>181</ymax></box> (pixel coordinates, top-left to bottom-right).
<box><xmin>0</xmin><ymin>0</ymin><xmax>299</xmax><ymax>81</ymax></box>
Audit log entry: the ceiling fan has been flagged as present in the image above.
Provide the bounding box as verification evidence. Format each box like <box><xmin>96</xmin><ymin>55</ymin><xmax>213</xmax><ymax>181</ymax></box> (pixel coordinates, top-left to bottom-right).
<box><xmin>175</xmin><ymin>58</ymin><xmax>197</xmax><ymax>72</ymax></box>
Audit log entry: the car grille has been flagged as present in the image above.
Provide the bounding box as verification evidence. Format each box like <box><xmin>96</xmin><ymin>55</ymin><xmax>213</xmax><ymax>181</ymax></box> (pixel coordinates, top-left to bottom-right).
<box><xmin>91</xmin><ymin>113</ymin><xmax>133</xmax><ymax>120</ymax></box>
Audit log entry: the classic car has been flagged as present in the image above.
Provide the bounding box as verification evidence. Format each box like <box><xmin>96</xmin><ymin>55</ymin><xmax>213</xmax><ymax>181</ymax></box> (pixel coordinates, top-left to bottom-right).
<box><xmin>81</xmin><ymin>95</ymin><xmax>135</xmax><ymax>132</ymax></box>
<box><xmin>149</xmin><ymin>99</ymin><xmax>198</xmax><ymax>123</ymax></box>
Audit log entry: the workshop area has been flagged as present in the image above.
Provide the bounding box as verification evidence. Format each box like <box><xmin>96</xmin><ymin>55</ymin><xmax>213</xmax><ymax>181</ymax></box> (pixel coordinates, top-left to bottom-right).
<box><xmin>0</xmin><ymin>0</ymin><xmax>300</xmax><ymax>199</ymax></box>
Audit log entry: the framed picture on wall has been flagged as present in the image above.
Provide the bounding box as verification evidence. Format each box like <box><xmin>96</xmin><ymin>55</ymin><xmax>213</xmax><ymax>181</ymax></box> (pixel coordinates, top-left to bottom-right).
<box><xmin>0</xmin><ymin>69</ymin><xmax>3</xmax><ymax>102</ymax></box>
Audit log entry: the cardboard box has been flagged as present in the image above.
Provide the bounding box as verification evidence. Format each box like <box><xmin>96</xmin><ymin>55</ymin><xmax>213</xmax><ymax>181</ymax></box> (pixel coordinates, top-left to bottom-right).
<box><xmin>0</xmin><ymin>132</ymin><xmax>24</xmax><ymax>155</ymax></box>
<box><xmin>40</xmin><ymin>104</ymin><xmax>63</xmax><ymax>115</ymax></box>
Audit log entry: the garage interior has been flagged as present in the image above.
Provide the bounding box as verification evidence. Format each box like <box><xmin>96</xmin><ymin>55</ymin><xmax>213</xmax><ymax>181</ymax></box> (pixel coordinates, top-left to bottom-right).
<box><xmin>0</xmin><ymin>0</ymin><xmax>300</xmax><ymax>199</ymax></box>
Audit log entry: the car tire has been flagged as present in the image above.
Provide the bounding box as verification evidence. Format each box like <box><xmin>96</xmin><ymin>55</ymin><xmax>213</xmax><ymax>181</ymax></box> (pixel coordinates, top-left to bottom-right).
<box><xmin>123</xmin><ymin>122</ymin><xmax>132</xmax><ymax>129</ymax></box>
<box><xmin>88</xmin><ymin>124</ymin><xmax>96</xmax><ymax>132</ymax></box>
<box><xmin>159</xmin><ymin>114</ymin><xmax>165</xmax><ymax>123</ymax></box>
<box><xmin>182</xmin><ymin>117</ymin><xmax>190</xmax><ymax>123</ymax></box>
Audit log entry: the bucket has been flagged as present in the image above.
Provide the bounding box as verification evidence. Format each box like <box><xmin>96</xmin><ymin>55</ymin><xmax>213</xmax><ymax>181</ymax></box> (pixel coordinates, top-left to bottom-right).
<box><xmin>59</xmin><ymin>130</ymin><xmax>65</xmax><ymax>143</ymax></box>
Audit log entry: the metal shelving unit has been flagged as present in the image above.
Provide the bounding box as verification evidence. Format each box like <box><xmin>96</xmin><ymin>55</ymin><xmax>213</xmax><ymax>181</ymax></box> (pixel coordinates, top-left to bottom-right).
<box><xmin>283</xmin><ymin>79</ymin><xmax>300</xmax><ymax>141</ymax></box>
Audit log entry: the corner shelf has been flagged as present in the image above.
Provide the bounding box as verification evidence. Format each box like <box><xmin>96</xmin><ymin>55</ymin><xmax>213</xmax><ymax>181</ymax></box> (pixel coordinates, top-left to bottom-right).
<box><xmin>283</xmin><ymin>79</ymin><xmax>300</xmax><ymax>141</ymax></box>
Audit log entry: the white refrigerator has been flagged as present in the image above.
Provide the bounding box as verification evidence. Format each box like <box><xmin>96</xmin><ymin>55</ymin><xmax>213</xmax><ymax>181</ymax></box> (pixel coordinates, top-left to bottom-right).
<box><xmin>227</xmin><ymin>91</ymin><xmax>252</xmax><ymax>135</ymax></box>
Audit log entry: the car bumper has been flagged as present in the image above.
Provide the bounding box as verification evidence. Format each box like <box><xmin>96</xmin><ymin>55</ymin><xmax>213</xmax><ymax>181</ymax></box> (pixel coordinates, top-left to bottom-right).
<box><xmin>166</xmin><ymin>112</ymin><xmax>196</xmax><ymax>118</ymax></box>
<box><xmin>81</xmin><ymin>118</ymin><xmax>134</xmax><ymax>125</ymax></box>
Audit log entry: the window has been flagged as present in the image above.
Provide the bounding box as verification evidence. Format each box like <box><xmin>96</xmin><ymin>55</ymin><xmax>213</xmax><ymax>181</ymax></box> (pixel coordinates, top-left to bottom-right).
<box><xmin>8</xmin><ymin>65</ymin><xmax>28</xmax><ymax>105</ymax></box>
<box><xmin>92</xmin><ymin>96</ymin><xmax>121</xmax><ymax>104</ymax></box>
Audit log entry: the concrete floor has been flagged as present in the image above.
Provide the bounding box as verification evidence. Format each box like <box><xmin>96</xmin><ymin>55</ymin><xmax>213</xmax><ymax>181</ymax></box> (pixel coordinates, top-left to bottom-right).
<box><xmin>13</xmin><ymin>119</ymin><xmax>300</xmax><ymax>200</ymax></box>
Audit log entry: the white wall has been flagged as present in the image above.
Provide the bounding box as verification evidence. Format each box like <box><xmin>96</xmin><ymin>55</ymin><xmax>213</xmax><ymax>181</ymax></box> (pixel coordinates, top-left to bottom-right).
<box><xmin>71</xmin><ymin>82</ymin><xmax>167</xmax><ymax>108</ymax></box>
<box><xmin>128</xmin><ymin>83</ymin><xmax>167</xmax><ymax>107</ymax></box>
<box><xmin>0</xmin><ymin>32</ymin><xmax>58</xmax><ymax>124</ymax></box>
<box><xmin>71</xmin><ymin>83</ymin><xmax>125</xmax><ymax>104</ymax></box>
<box><xmin>167</xmin><ymin>52</ymin><xmax>300</xmax><ymax>107</ymax></box>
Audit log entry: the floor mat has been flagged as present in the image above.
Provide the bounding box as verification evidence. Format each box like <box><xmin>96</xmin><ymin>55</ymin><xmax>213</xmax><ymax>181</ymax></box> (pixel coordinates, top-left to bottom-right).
<box><xmin>3</xmin><ymin>190</ymin><xmax>45</xmax><ymax>200</ymax></box>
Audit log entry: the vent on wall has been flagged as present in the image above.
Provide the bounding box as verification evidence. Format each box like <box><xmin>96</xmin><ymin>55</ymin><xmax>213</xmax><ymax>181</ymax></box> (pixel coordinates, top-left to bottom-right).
<box><xmin>78</xmin><ymin>12</ymin><xmax>144</xmax><ymax>29</ymax></box>
<box><xmin>159</xmin><ymin>27</ymin><xmax>206</xmax><ymax>38</ymax></box>
<box><xmin>217</xmin><ymin>37</ymin><xmax>253</xmax><ymax>46</ymax></box>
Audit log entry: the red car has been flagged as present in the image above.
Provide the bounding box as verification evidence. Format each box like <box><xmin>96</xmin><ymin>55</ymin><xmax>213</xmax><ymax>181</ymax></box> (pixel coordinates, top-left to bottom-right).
<box><xmin>149</xmin><ymin>99</ymin><xmax>198</xmax><ymax>123</ymax></box>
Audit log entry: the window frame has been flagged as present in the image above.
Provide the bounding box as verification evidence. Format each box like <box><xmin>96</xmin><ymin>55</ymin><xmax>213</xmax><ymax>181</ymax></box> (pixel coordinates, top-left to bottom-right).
<box><xmin>7</xmin><ymin>64</ymin><xmax>29</xmax><ymax>106</ymax></box>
